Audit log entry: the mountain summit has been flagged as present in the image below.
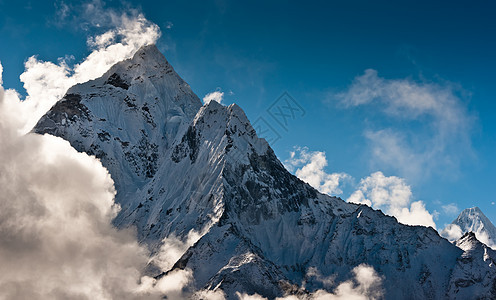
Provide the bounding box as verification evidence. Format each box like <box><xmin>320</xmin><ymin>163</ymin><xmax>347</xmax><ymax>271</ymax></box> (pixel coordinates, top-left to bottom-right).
<box><xmin>34</xmin><ymin>45</ymin><xmax>496</xmax><ymax>299</ymax></box>
<box><xmin>34</xmin><ymin>44</ymin><xmax>202</xmax><ymax>203</ymax></box>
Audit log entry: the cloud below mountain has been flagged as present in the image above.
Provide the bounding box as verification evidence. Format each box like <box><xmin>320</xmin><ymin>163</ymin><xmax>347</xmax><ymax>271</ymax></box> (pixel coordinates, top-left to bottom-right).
<box><xmin>236</xmin><ymin>264</ymin><xmax>383</xmax><ymax>300</ymax></box>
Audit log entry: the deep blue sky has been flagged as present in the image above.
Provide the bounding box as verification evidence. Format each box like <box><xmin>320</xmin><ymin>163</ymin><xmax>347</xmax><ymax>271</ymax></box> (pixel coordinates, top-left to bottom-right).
<box><xmin>1</xmin><ymin>0</ymin><xmax>495</xmax><ymax>227</ymax></box>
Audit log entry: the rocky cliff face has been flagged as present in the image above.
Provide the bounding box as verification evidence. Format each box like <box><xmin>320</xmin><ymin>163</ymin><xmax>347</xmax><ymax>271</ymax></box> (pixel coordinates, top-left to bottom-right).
<box><xmin>34</xmin><ymin>45</ymin><xmax>496</xmax><ymax>299</ymax></box>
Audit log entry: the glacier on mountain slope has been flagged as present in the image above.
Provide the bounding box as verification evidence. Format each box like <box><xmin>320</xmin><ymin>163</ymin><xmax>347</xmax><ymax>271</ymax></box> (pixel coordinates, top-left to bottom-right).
<box><xmin>33</xmin><ymin>45</ymin><xmax>496</xmax><ymax>299</ymax></box>
<box><xmin>441</xmin><ymin>207</ymin><xmax>496</xmax><ymax>250</ymax></box>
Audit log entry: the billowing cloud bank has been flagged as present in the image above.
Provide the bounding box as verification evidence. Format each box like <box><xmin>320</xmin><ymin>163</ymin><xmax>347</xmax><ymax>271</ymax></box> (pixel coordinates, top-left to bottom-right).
<box><xmin>285</xmin><ymin>147</ymin><xmax>350</xmax><ymax>195</ymax></box>
<box><xmin>348</xmin><ymin>172</ymin><xmax>436</xmax><ymax>228</ymax></box>
<box><xmin>0</xmin><ymin>66</ymin><xmax>147</xmax><ymax>299</ymax></box>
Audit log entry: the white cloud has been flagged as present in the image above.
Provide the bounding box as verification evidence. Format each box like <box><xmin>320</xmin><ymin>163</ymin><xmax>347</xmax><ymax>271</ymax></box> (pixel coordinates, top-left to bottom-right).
<box><xmin>284</xmin><ymin>147</ymin><xmax>435</xmax><ymax>228</ymax></box>
<box><xmin>193</xmin><ymin>290</ymin><xmax>227</xmax><ymax>300</ymax></box>
<box><xmin>0</xmin><ymin>74</ymin><xmax>153</xmax><ymax>299</ymax></box>
<box><xmin>236</xmin><ymin>264</ymin><xmax>383</xmax><ymax>300</ymax></box>
<box><xmin>203</xmin><ymin>90</ymin><xmax>225</xmax><ymax>105</ymax></box>
<box><xmin>151</xmin><ymin>229</ymin><xmax>202</xmax><ymax>272</ymax></box>
<box><xmin>236</xmin><ymin>292</ymin><xmax>268</xmax><ymax>300</ymax></box>
<box><xmin>363</xmin><ymin>129</ymin><xmax>425</xmax><ymax>180</ymax></box>
<box><xmin>348</xmin><ymin>171</ymin><xmax>436</xmax><ymax>228</ymax></box>
<box><xmin>440</xmin><ymin>224</ymin><xmax>463</xmax><ymax>241</ymax></box>
<box><xmin>285</xmin><ymin>147</ymin><xmax>351</xmax><ymax>195</ymax></box>
<box><xmin>338</xmin><ymin>69</ymin><xmax>473</xmax><ymax>180</ymax></box>
<box><xmin>5</xmin><ymin>8</ymin><xmax>160</xmax><ymax>134</ymax></box>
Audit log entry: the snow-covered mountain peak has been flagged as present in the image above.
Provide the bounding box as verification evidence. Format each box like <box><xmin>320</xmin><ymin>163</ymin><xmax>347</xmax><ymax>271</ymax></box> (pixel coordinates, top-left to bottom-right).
<box><xmin>105</xmin><ymin>44</ymin><xmax>174</xmax><ymax>78</ymax></box>
<box><xmin>34</xmin><ymin>44</ymin><xmax>202</xmax><ymax>200</ymax></box>
<box><xmin>455</xmin><ymin>207</ymin><xmax>492</xmax><ymax>228</ymax></box>
<box><xmin>131</xmin><ymin>44</ymin><xmax>168</xmax><ymax>63</ymax></box>
<box><xmin>186</xmin><ymin>101</ymin><xmax>269</xmax><ymax>163</ymax></box>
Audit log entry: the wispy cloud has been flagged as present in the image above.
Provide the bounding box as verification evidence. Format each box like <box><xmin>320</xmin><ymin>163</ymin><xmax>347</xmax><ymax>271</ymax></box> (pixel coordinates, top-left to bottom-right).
<box><xmin>442</xmin><ymin>203</ymin><xmax>459</xmax><ymax>216</ymax></box>
<box><xmin>284</xmin><ymin>147</ymin><xmax>351</xmax><ymax>195</ymax></box>
<box><xmin>337</xmin><ymin>69</ymin><xmax>474</xmax><ymax>181</ymax></box>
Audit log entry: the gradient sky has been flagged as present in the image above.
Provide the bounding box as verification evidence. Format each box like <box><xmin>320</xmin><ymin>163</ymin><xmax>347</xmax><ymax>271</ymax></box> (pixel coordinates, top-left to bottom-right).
<box><xmin>1</xmin><ymin>0</ymin><xmax>495</xmax><ymax>227</ymax></box>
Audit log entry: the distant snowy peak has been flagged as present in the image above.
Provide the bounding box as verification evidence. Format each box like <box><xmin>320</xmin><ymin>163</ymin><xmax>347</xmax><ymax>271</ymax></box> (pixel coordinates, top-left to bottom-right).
<box><xmin>442</xmin><ymin>207</ymin><xmax>496</xmax><ymax>249</ymax></box>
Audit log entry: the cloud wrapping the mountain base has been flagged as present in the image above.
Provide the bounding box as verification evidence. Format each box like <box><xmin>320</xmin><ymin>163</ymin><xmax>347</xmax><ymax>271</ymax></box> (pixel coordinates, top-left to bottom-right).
<box><xmin>285</xmin><ymin>147</ymin><xmax>351</xmax><ymax>195</ymax></box>
<box><xmin>348</xmin><ymin>171</ymin><xmax>436</xmax><ymax>228</ymax></box>
<box><xmin>236</xmin><ymin>264</ymin><xmax>383</xmax><ymax>300</ymax></box>
<box><xmin>0</xmin><ymin>73</ymin><xmax>152</xmax><ymax>299</ymax></box>
<box><xmin>193</xmin><ymin>290</ymin><xmax>228</xmax><ymax>300</ymax></box>
<box><xmin>0</xmin><ymin>40</ymin><xmax>193</xmax><ymax>300</ymax></box>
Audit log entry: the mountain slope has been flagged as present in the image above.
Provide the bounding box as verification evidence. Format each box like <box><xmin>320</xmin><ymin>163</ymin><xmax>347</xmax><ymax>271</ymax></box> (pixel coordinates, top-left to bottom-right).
<box><xmin>33</xmin><ymin>45</ymin><xmax>496</xmax><ymax>299</ymax></box>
